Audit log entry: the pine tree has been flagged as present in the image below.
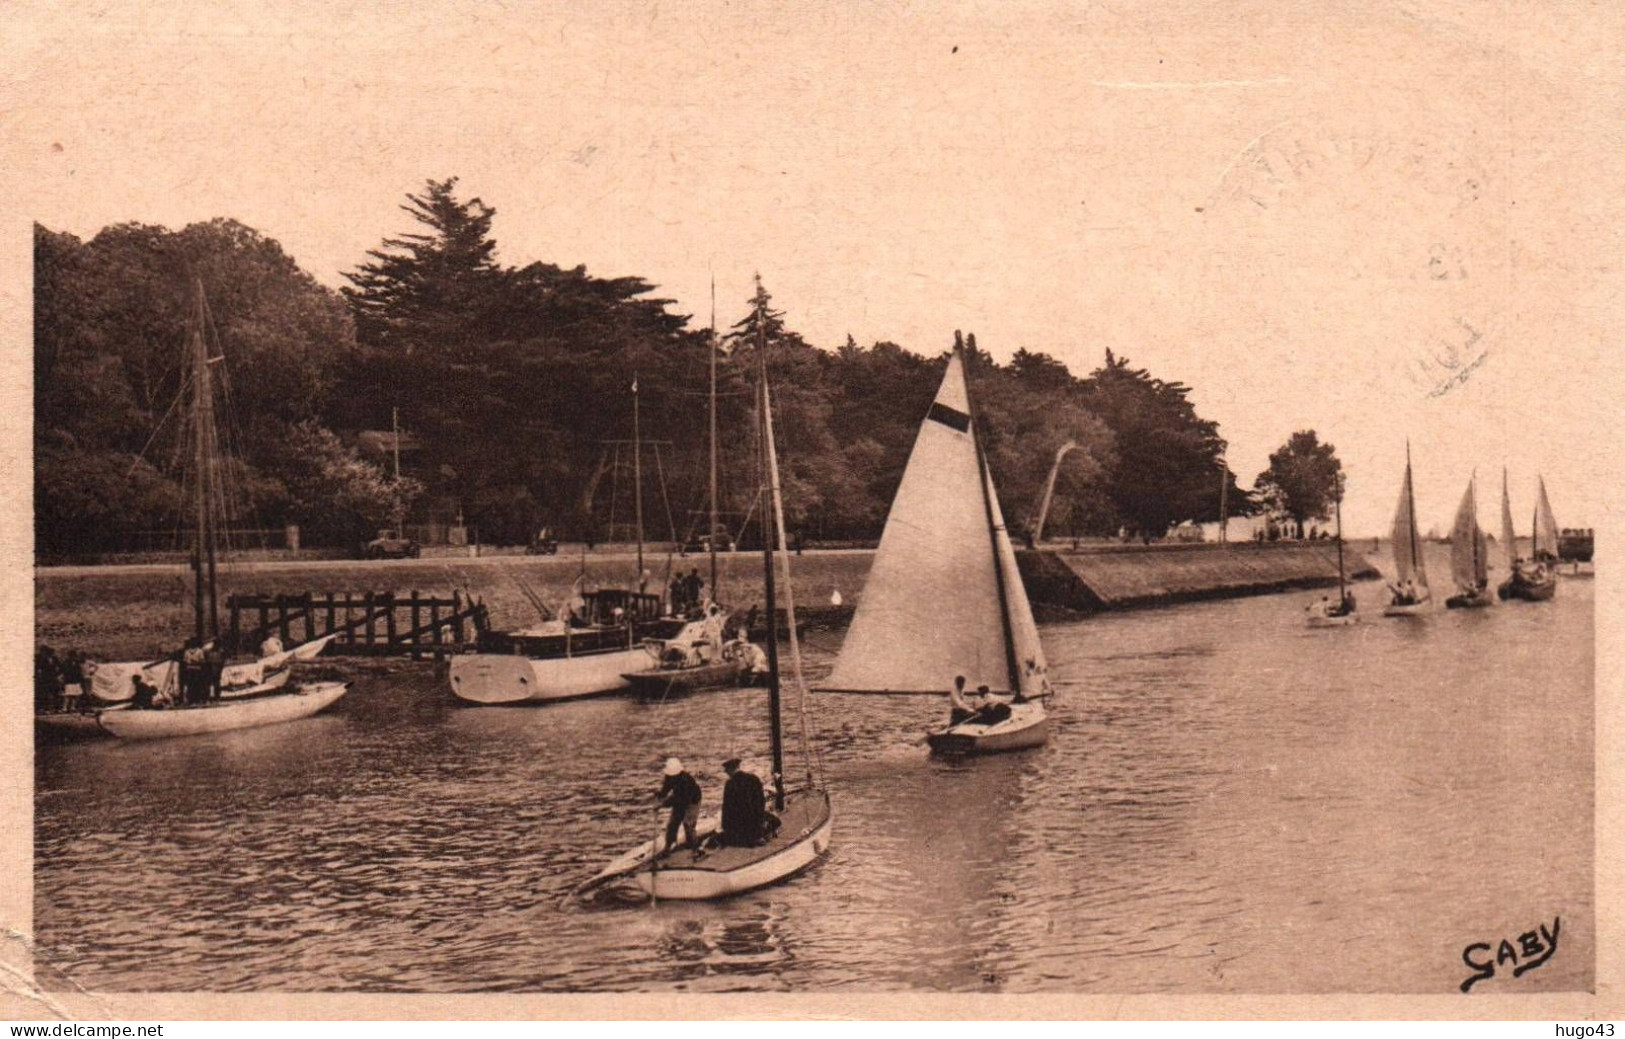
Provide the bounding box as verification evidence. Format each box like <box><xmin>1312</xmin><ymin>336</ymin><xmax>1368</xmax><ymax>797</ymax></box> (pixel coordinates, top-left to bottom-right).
<box><xmin>342</xmin><ymin>178</ymin><xmax>503</xmax><ymax>355</ymax></box>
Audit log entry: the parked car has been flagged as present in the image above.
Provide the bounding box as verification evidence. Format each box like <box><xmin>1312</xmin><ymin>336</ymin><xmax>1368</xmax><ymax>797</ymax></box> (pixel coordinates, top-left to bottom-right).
<box><xmin>363</xmin><ymin>529</ymin><xmax>420</xmax><ymax>559</ymax></box>
<box><xmin>681</xmin><ymin>532</ymin><xmax>735</xmax><ymax>554</ymax></box>
<box><xmin>526</xmin><ymin>528</ymin><xmax>559</xmax><ymax>555</ymax></box>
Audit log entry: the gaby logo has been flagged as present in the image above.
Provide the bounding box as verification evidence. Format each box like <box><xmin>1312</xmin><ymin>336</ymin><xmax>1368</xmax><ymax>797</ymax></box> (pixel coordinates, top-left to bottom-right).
<box><xmin>1461</xmin><ymin>916</ymin><xmax>1560</xmax><ymax>992</ymax></box>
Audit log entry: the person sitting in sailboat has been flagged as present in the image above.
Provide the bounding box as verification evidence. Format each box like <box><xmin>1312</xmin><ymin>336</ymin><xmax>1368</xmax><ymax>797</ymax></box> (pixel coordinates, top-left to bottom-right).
<box><xmin>969</xmin><ymin>684</ymin><xmax>1013</xmax><ymax>726</ymax></box>
<box><xmin>717</xmin><ymin>758</ymin><xmax>767</xmax><ymax>847</ymax></box>
<box><xmin>1388</xmin><ymin>578</ymin><xmax>1422</xmax><ymax>606</ymax></box>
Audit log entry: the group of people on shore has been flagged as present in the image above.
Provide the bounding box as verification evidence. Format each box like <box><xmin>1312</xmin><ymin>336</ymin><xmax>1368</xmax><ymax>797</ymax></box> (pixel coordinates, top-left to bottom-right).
<box><xmin>34</xmin><ymin>645</ymin><xmax>96</xmax><ymax>713</ymax></box>
<box><xmin>656</xmin><ymin>756</ymin><xmax>779</xmax><ymax>854</ymax></box>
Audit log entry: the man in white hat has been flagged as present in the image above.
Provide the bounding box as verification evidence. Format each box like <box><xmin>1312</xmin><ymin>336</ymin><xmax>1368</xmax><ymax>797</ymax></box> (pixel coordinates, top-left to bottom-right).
<box><xmin>657</xmin><ymin>757</ymin><xmax>702</xmax><ymax>853</ymax></box>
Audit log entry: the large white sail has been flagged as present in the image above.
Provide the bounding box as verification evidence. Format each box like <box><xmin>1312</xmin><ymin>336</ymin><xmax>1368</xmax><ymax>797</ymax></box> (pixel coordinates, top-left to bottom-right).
<box><xmin>820</xmin><ymin>350</ymin><xmax>1013</xmax><ymax>694</ymax></box>
<box><xmin>1535</xmin><ymin>477</ymin><xmax>1560</xmax><ymax>560</ymax></box>
<box><xmin>1501</xmin><ymin>468</ymin><xmax>1517</xmax><ymax>569</ymax></box>
<box><xmin>1390</xmin><ymin>458</ymin><xmax>1430</xmax><ymax>592</ymax></box>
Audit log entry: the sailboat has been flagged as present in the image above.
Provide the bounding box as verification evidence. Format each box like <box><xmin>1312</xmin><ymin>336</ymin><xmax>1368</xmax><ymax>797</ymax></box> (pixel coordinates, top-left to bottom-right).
<box><xmin>577</xmin><ymin>279</ymin><xmax>832</xmax><ymax>901</ymax></box>
<box><xmin>92</xmin><ymin>283</ymin><xmax>348</xmax><ymax>741</ymax></box>
<box><xmin>1497</xmin><ymin>470</ymin><xmax>1558</xmax><ymax>602</ymax></box>
<box><xmin>622</xmin><ymin>292</ymin><xmax>750</xmax><ymax>698</ymax></box>
<box><xmin>817</xmin><ymin>332</ymin><xmax>1053</xmax><ymax>756</ymax></box>
<box><xmin>1444</xmin><ymin>473</ymin><xmax>1493</xmax><ymax>609</ymax></box>
<box><xmin>1382</xmin><ymin>443</ymin><xmax>1432</xmax><ymax>617</ymax></box>
<box><xmin>1306</xmin><ymin>489</ymin><xmax>1359</xmax><ymax>626</ymax></box>
<box><xmin>448</xmin><ymin>380</ymin><xmax>672</xmax><ymax>705</ymax></box>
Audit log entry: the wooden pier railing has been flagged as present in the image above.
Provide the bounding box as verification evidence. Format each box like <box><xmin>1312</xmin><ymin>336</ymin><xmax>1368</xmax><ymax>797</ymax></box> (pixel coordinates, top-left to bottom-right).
<box><xmin>226</xmin><ymin>591</ymin><xmax>488</xmax><ymax>658</ymax></box>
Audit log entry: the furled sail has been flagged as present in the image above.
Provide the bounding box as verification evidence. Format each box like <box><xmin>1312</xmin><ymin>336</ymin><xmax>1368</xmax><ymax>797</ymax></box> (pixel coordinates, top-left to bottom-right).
<box><xmin>1389</xmin><ymin>458</ymin><xmax>1430</xmax><ymax>592</ymax></box>
<box><xmin>1534</xmin><ymin>477</ymin><xmax>1560</xmax><ymax>560</ymax></box>
<box><xmin>820</xmin><ymin>350</ymin><xmax>1014</xmax><ymax>695</ymax></box>
<box><xmin>1501</xmin><ymin>468</ymin><xmax>1517</xmax><ymax>569</ymax></box>
<box><xmin>1449</xmin><ymin>478</ymin><xmax>1484</xmax><ymax>591</ymax></box>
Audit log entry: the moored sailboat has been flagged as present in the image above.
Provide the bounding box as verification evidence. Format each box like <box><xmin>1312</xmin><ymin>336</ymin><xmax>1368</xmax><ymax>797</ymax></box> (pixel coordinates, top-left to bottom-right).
<box><xmin>816</xmin><ymin>332</ymin><xmax>1053</xmax><ymax>756</ymax></box>
<box><xmin>1383</xmin><ymin>443</ymin><xmax>1432</xmax><ymax>617</ymax></box>
<box><xmin>449</xmin><ymin>379</ymin><xmax>687</xmax><ymax>705</ymax></box>
<box><xmin>577</xmin><ymin>277</ymin><xmax>832</xmax><ymax>901</ymax></box>
<box><xmin>1498</xmin><ymin>470</ymin><xmax>1558</xmax><ymax>603</ymax></box>
<box><xmin>1445</xmin><ymin>473</ymin><xmax>1493</xmax><ymax>609</ymax></box>
<box><xmin>90</xmin><ymin>283</ymin><xmax>348</xmax><ymax>740</ymax></box>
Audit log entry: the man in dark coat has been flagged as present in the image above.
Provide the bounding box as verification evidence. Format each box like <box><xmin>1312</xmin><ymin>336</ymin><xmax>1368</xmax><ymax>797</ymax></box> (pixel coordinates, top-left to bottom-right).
<box><xmin>658</xmin><ymin>757</ymin><xmax>702</xmax><ymax>853</ymax></box>
<box><xmin>719</xmin><ymin>758</ymin><xmax>767</xmax><ymax>847</ymax></box>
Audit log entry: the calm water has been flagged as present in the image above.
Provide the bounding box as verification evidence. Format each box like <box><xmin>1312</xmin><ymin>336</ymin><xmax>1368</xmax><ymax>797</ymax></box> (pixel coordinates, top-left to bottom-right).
<box><xmin>35</xmin><ymin>552</ymin><xmax>1593</xmax><ymax>993</ymax></box>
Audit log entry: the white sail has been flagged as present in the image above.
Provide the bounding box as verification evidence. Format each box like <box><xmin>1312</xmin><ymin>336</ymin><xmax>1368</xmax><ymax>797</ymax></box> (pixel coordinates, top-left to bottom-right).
<box><xmin>821</xmin><ymin>351</ymin><xmax>1013</xmax><ymax>694</ymax></box>
<box><xmin>984</xmin><ymin>447</ymin><xmax>1053</xmax><ymax>698</ymax></box>
<box><xmin>1535</xmin><ymin>477</ymin><xmax>1560</xmax><ymax>560</ymax></box>
<box><xmin>1449</xmin><ymin>477</ymin><xmax>1483</xmax><ymax>591</ymax></box>
<box><xmin>1389</xmin><ymin>458</ymin><xmax>1430</xmax><ymax>592</ymax></box>
<box><xmin>1501</xmin><ymin>468</ymin><xmax>1517</xmax><ymax>569</ymax></box>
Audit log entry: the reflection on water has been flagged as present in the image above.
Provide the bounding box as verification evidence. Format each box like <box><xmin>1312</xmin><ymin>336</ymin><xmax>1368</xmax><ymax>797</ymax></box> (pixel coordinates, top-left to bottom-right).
<box><xmin>36</xmin><ymin>552</ymin><xmax>1593</xmax><ymax>993</ymax></box>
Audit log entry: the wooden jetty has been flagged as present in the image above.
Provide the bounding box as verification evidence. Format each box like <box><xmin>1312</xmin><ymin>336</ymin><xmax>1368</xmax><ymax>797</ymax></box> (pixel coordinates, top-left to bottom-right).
<box><xmin>226</xmin><ymin>590</ymin><xmax>488</xmax><ymax>658</ymax></box>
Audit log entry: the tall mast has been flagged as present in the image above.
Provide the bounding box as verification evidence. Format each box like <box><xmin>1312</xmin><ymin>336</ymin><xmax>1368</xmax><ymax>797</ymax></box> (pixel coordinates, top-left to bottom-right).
<box><xmin>1219</xmin><ymin>457</ymin><xmax>1229</xmax><ymax>543</ymax></box>
<box><xmin>632</xmin><ymin>374</ymin><xmax>645</xmax><ymax>585</ymax></box>
<box><xmin>190</xmin><ymin>285</ymin><xmax>210</xmax><ymax>641</ymax></box>
<box><xmin>708</xmin><ymin>277</ymin><xmax>720</xmax><ymax>594</ymax></box>
<box><xmin>962</xmin><ymin>332</ymin><xmax>1022</xmax><ymax>695</ymax></box>
<box><xmin>754</xmin><ymin>276</ymin><xmax>785</xmax><ymax>809</ymax></box>
<box><xmin>1406</xmin><ymin>440</ymin><xmax>1420</xmax><ymax>580</ymax></box>
<box><xmin>190</xmin><ymin>281</ymin><xmax>220</xmax><ymax>640</ymax></box>
<box><xmin>1335</xmin><ymin>485</ymin><xmax>1346</xmax><ymax>600</ymax></box>
<box><xmin>1470</xmin><ymin>473</ymin><xmax>1480</xmax><ymax>580</ymax></box>
<box><xmin>392</xmin><ymin>406</ymin><xmax>403</xmax><ymax>532</ymax></box>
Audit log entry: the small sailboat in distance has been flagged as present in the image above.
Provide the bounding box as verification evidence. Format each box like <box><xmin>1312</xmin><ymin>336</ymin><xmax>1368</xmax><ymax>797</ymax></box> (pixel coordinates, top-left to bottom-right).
<box><xmin>816</xmin><ymin>332</ymin><xmax>1053</xmax><ymax>755</ymax></box>
<box><xmin>1498</xmin><ymin>470</ymin><xmax>1558</xmax><ymax>602</ymax></box>
<box><xmin>1445</xmin><ymin>473</ymin><xmax>1493</xmax><ymax>609</ymax></box>
<box><xmin>1306</xmin><ymin>484</ymin><xmax>1358</xmax><ymax>627</ymax></box>
<box><xmin>1383</xmin><ymin>442</ymin><xmax>1432</xmax><ymax>617</ymax></box>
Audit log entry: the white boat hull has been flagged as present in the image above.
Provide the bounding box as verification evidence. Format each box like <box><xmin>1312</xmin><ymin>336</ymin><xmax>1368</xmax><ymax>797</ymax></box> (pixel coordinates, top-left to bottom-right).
<box><xmin>927</xmin><ymin>699</ymin><xmax>1049</xmax><ymax>755</ymax></box>
<box><xmin>1382</xmin><ymin>599</ymin><xmax>1432</xmax><ymax>617</ymax></box>
<box><xmin>96</xmin><ymin>682</ymin><xmax>348</xmax><ymax>740</ymax></box>
<box><xmin>585</xmin><ymin>790</ymin><xmax>833</xmax><ymax>902</ymax></box>
<box><xmin>448</xmin><ymin>647</ymin><xmax>647</xmax><ymax>705</ymax></box>
<box><xmin>1306</xmin><ymin>612</ymin><xmax>1360</xmax><ymax>628</ymax></box>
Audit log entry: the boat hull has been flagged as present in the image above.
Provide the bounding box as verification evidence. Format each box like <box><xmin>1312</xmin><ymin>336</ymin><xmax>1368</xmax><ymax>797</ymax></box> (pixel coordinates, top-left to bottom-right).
<box><xmin>96</xmin><ymin>683</ymin><xmax>348</xmax><ymax>740</ymax></box>
<box><xmin>586</xmin><ymin>789</ymin><xmax>833</xmax><ymax>902</ymax></box>
<box><xmin>449</xmin><ymin>647</ymin><xmax>647</xmax><ymax>705</ymax></box>
<box><xmin>1446</xmin><ymin>590</ymin><xmax>1496</xmax><ymax>609</ymax></box>
<box><xmin>1382</xmin><ymin>599</ymin><xmax>1432</xmax><ymax>617</ymax></box>
<box><xmin>1306</xmin><ymin>611</ymin><xmax>1360</xmax><ymax>628</ymax></box>
<box><xmin>36</xmin><ymin>704</ymin><xmax>126</xmax><ymax>743</ymax></box>
<box><xmin>927</xmin><ymin>700</ymin><xmax>1049</xmax><ymax>756</ymax></box>
<box><xmin>1498</xmin><ymin>575</ymin><xmax>1557</xmax><ymax>602</ymax></box>
<box><xmin>623</xmin><ymin>659</ymin><xmax>747</xmax><ymax>698</ymax></box>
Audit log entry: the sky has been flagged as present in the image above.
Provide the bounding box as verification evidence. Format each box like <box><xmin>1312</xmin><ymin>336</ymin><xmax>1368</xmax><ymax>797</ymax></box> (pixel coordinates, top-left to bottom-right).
<box><xmin>6</xmin><ymin>0</ymin><xmax>1622</xmax><ymax>537</ymax></box>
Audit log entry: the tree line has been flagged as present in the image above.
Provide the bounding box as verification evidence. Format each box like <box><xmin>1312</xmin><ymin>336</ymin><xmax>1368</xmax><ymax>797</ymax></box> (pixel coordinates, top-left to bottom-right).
<box><xmin>35</xmin><ymin>178</ymin><xmax>1352</xmax><ymax>560</ymax></box>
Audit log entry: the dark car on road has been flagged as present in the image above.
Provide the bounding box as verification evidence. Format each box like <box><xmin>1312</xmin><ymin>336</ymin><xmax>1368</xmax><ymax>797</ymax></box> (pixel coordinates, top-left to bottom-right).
<box><xmin>363</xmin><ymin>529</ymin><xmax>420</xmax><ymax>559</ymax></box>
